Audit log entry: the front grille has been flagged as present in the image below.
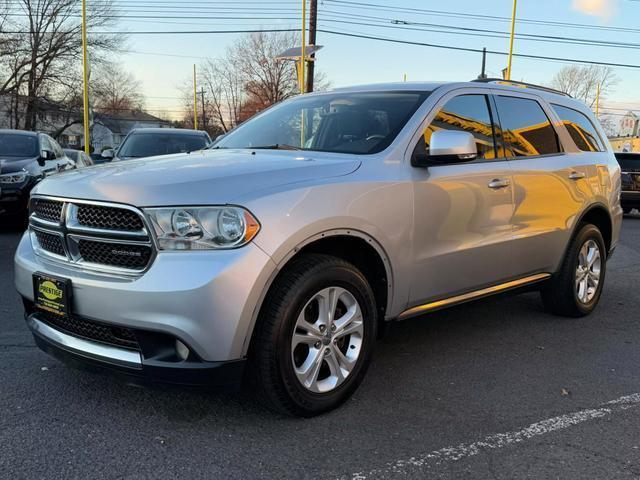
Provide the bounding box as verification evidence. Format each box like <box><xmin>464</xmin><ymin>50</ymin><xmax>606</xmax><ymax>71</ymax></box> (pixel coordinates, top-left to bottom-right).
<box><xmin>29</xmin><ymin>197</ymin><xmax>154</xmax><ymax>274</ymax></box>
<box><xmin>78</xmin><ymin>239</ymin><xmax>152</xmax><ymax>270</ymax></box>
<box><xmin>32</xmin><ymin>307</ymin><xmax>139</xmax><ymax>350</ymax></box>
<box><xmin>77</xmin><ymin>204</ymin><xmax>144</xmax><ymax>232</ymax></box>
<box><xmin>33</xmin><ymin>230</ymin><xmax>65</xmax><ymax>256</ymax></box>
<box><xmin>32</xmin><ymin>198</ymin><xmax>63</xmax><ymax>223</ymax></box>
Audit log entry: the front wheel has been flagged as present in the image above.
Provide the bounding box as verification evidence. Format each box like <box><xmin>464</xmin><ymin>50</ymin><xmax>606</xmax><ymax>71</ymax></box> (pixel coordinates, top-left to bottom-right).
<box><xmin>250</xmin><ymin>254</ymin><xmax>377</xmax><ymax>417</ymax></box>
<box><xmin>541</xmin><ymin>223</ymin><xmax>606</xmax><ymax>317</ymax></box>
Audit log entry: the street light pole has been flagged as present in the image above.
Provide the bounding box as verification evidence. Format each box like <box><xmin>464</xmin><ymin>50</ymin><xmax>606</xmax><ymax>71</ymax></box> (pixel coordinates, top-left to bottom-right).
<box><xmin>300</xmin><ymin>0</ymin><xmax>306</xmax><ymax>94</ymax></box>
<box><xmin>506</xmin><ymin>0</ymin><xmax>518</xmax><ymax>81</ymax></box>
<box><xmin>193</xmin><ymin>64</ymin><xmax>199</xmax><ymax>130</ymax></box>
<box><xmin>306</xmin><ymin>0</ymin><xmax>317</xmax><ymax>93</ymax></box>
<box><xmin>81</xmin><ymin>0</ymin><xmax>90</xmax><ymax>154</ymax></box>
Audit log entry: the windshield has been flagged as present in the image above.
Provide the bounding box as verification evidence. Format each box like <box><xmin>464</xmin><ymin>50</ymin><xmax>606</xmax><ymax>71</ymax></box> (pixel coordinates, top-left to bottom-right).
<box><xmin>117</xmin><ymin>132</ymin><xmax>209</xmax><ymax>159</ymax></box>
<box><xmin>0</xmin><ymin>134</ymin><xmax>39</xmax><ymax>158</ymax></box>
<box><xmin>215</xmin><ymin>91</ymin><xmax>430</xmax><ymax>155</ymax></box>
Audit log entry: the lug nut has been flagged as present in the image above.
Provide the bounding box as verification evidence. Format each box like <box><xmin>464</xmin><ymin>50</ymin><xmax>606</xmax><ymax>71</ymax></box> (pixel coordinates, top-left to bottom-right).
<box><xmin>314</xmin><ymin>341</ymin><xmax>321</xmax><ymax>349</ymax></box>
<box><xmin>319</xmin><ymin>325</ymin><xmax>326</xmax><ymax>332</ymax></box>
<box><xmin>331</xmin><ymin>324</ymin><xmax>336</xmax><ymax>332</ymax></box>
<box><xmin>324</xmin><ymin>348</ymin><xmax>331</xmax><ymax>355</ymax></box>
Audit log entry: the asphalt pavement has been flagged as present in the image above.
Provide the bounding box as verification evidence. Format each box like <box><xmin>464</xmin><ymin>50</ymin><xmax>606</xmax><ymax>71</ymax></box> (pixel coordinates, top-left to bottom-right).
<box><xmin>2</xmin><ymin>217</ymin><xmax>640</xmax><ymax>479</ymax></box>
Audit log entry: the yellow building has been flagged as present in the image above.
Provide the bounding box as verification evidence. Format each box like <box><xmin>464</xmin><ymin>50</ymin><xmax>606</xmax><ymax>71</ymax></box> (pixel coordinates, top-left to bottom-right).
<box><xmin>608</xmin><ymin>137</ymin><xmax>640</xmax><ymax>153</ymax></box>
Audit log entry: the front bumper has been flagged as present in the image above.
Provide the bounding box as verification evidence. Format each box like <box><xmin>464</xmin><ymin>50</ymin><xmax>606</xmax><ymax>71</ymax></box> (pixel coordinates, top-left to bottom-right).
<box><xmin>0</xmin><ymin>183</ymin><xmax>31</xmax><ymax>217</ymax></box>
<box><xmin>621</xmin><ymin>191</ymin><xmax>640</xmax><ymax>209</ymax></box>
<box><xmin>15</xmin><ymin>231</ymin><xmax>277</xmax><ymax>362</ymax></box>
<box><xmin>27</xmin><ymin>313</ymin><xmax>246</xmax><ymax>389</ymax></box>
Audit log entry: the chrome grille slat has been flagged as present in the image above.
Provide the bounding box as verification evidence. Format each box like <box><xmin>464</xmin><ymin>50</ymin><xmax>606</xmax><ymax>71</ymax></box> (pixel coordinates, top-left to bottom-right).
<box><xmin>29</xmin><ymin>196</ymin><xmax>155</xmax><ymax>275</ymax></box>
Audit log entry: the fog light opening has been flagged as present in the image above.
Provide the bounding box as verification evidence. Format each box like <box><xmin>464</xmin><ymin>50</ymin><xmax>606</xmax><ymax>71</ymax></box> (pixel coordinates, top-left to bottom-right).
<box><xmin>175</xmin><ymin>339</ymin><xmax>190</xmax><ymax>361</ymax></box>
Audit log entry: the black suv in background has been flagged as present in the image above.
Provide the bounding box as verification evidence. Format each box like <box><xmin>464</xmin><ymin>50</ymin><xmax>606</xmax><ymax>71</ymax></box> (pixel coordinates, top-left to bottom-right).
<box><xmin>0</xmin><ymin>130</ymin><xmax>74</xmax><ymax>221</ymax></box>
<box><xmin>615</xmin><ymin>152</ymin><xmax>640</xmax><ymax>214</ymax></box>
<box><xmin>101</xmin><ymin>128</ymin><xmax>211</xmax><ymax>162</ymax></box>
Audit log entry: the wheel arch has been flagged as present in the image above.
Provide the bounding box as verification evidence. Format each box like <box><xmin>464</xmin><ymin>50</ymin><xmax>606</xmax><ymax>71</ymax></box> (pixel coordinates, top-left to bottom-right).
<box><xmin>575</xmin><ymin>203</ymin><xmax>613</xmax><ymax>253</ymax></box>
<box><xmin>241</xmin><ymin>229</ymin><xmax>394</xmax><ymax>356</ymax></box>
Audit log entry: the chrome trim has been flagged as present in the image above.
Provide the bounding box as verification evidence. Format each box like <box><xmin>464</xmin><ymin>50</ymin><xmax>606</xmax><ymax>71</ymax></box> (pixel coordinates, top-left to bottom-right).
<box><xmin>66</xmin><ymin>203</ymin><xmax>149</xmax><ymax>239</ymax></box>
<box><xmin>68</xmin><ymin>233</ymin><xmax>153</xmax><ymax>274</ymax></box>
<box><xmin>398</xmin><ymin>273</ymin><xmax>551</xmax><ymax>320</ymax></box>
<box><xmin>28</xmin><ymin>195</ymin><xmax>155</xmax><ymax>276</ymax></box>
<box><xmin>30</xmin><ymin>226</ymin><xmax>69</xmax><ymax>261</ymax></box>
<box><xmin>27</xmin><ymin>315</ymin><xmax>142</xmax><ymax>368</ymax></box>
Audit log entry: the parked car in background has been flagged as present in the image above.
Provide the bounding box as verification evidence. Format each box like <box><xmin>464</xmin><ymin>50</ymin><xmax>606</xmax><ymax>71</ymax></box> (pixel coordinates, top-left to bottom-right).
<box><xmin>63</xmin><ymin>148</ymin><xmax>94</xmax><ymax>168</ymax></box>
<box><xmin>0</xmin><ymin>129</ymin><xmax>74</xmax><ymax>221</ymax></box>
<box><xmin>615</xmin><ymin>152</ymin><xmax>640</xmax><ymax>214</ymax></box>
<box><xmin>101</xmin><ymin>128</ymin><xmax>211</xmax><ymax>162</ymax></box>
<box><xmin>15</xmin><ymin>80</ymin><xmax>621</xmax><ymax>416</ymax></box>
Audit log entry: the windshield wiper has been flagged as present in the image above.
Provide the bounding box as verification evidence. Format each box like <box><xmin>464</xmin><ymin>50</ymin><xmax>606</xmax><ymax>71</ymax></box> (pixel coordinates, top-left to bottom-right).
<box><xmin>250</xmin><ymin>144</ymin><xmax>301</xmax><ymax>151</ymax></box>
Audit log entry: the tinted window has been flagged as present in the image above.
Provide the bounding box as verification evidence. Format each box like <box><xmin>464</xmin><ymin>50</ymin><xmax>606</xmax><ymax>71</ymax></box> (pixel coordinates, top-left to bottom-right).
<box><xmin>48</xmin><ymin>136</ymin><xmax>64</xmax><ymax>158</ymax></box>
<box><xmin>495</xmin><ymin>96</ymin><xmax>560</xmax><ymax>157</ymax></box>
<box><xmin>418</xmin><ymin>94</ymin><xmax>496</xmax><ymax>160</ymax></box>
<box><xmin>215</xmin><ymin>92</ymin><xmax>429</xmax><ymax>155</ymax></box>
<box><xmin>552</xmin><ymin>104</ymin><xmax>604</xmax><ymax>152</ymax></box>
<box><xmin>117</xmin><ymin>132</ymin><xmax>209</xmax><ymax>159</ymax></box>
<box><xmin>0</xmin><ymin>134</ymin><xmax>39</xmax><ymax>158</ymax></box>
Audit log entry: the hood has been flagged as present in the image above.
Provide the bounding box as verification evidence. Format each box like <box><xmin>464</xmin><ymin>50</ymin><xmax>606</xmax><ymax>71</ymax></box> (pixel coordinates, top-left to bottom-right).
<box><xmin>32</xmin><ymin>149</ymin><xmax>361</xmax><ymax>206</ymax></box>
<box><xmin>0</xmin><ymin>156</ymin><xmax>38</xmax><ymax>174</ymax></box>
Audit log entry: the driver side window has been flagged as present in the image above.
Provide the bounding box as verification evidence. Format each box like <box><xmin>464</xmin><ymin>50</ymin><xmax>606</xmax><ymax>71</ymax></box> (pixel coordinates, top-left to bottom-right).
<box><xmin>416</xmin><ymin>94</ymin><xmax>497</xmax><ymax>160</ymax></box>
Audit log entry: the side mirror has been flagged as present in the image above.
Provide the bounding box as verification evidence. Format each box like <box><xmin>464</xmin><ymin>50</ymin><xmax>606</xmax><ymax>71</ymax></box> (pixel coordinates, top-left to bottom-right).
<box><xmin>38</xmin><ymin>150</ymin><xmax>55</xmax><ymax>165</ymax></box>
<box><xmin>101</xmin><ymin>149</ymin><xmax>114</xmax><ymax>159</ymax></box>
<box><xmin>412</xmin><ymin>130</ymin><xmax>477</xmax><ymax>167</ymax></box>
<box><xmin>213</xmin><ymin>134</ymin><xmax>226</xmax><ymax>144</ymax></box>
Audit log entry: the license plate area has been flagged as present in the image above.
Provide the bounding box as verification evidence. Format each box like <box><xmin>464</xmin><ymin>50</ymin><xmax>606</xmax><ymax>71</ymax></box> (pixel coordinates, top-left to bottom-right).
<box><xmin>33</xmin><ymin>272</ymin><xmax>72</xmax><ymax>318</ymax></box>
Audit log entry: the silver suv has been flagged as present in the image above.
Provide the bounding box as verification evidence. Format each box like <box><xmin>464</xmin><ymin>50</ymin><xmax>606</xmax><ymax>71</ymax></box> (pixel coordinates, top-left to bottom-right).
<box><xmin>15</xmin><ymin>80</ymin><xmax>622</xmax><ymax>416</ymax></box>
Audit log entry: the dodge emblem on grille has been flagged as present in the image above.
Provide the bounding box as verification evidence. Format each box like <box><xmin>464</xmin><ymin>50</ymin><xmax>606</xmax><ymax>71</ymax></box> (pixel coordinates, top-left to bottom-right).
<box><xmin>111</xmin><ymin>249</ymin><xmax>142</xmax><ymax>257</ymax></box>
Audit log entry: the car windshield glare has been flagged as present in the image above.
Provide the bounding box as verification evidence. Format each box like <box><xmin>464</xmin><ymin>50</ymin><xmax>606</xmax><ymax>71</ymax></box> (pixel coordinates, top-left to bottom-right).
<box><xmin>215</xmin><ymin>91</ymin><xmax>430</xmax><ymax>155</ymax></box>
<box><xmin>0</xmin><ymin>134</ymin><xmax>39</xmax><ymax>158</ymax></box>
<box><xmin>118</xmin><ymin>133</ymin><xmax>208</xmax><ymax>158</ymax></box>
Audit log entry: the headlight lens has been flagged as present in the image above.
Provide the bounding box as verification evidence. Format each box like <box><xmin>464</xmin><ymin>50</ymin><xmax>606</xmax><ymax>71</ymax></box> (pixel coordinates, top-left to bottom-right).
<box><xmin>144</xmin><ymin>206</ymin><xmax>260</xmax><ymax>250</ymax></box>
<box><xmin>0</xmin><ymin>171</ymin><xmax>29</xmax><ymax>184</ymax></box>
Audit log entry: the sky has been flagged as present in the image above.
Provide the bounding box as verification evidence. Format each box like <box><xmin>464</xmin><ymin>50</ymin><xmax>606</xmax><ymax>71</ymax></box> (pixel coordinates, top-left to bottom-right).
<box><xmin>108</xmin><ymin>0</ymin><xmax>640</xmax><ymax>121</ymax></box>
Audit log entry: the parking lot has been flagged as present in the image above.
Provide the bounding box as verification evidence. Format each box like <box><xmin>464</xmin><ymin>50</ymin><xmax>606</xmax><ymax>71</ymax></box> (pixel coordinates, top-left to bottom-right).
<box><xmin>1</xmin><ymin>217</ymin><xmax>640</xmax><ymax>479</ymax></box>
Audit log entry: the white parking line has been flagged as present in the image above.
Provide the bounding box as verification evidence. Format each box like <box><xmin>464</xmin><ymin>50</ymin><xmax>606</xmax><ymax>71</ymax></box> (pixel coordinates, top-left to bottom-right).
<box><xmin>350</xmin><ymin>393</ymin><xmax>640</xmax><ymax>479</ymax></box>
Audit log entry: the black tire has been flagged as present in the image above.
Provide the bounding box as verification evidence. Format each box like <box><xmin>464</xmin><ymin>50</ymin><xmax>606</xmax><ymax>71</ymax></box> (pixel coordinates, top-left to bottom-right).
<box><xmin>250</xmin><ymin>253</ymin><xmax>377</xmax><ymax>417</ymax></box>
<box><xmin>541</xmin><ymin>223</ymin><xmax>606</xmax><ymax>317</ymax></box>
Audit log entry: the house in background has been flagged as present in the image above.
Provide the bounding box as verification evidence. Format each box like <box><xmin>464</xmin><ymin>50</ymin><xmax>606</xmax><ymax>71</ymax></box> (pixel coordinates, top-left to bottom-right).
<box><xmin>91</xmin><ymin>110</ymin><xmax>172</xmax><ymax>152</ymax></box>
<box><xmin>619</xmin><ymin>111</ymin><xmax>639</xmax><ymax>138</ymax></box>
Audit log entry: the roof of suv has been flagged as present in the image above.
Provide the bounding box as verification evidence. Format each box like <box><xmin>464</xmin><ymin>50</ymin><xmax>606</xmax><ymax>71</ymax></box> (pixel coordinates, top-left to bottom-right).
<box><xmin>330</xmin><ymin>80</ymin><xmax>570</xmax><ymax>101</ymax></box>
<box><xmin>0</xmin><ymin>129</ymin><xmax>39</xmax><ymax>137</ymax></box>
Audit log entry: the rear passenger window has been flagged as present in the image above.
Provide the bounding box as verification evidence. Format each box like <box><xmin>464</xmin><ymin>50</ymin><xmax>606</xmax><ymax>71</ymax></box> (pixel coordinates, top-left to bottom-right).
<box><xmin>494</xmin><ymin>96</ymin><xmax>561</xmax><ymax>157</ymax></box>
<box><xmin>552</xmin><ymin>104</ymin><xmax>604</xmax><ymax>152</ymax></box>
<box><xmin>419</xmin><ymin>94</ymin><xmax>496</xmax><ymax>160</ymax></box>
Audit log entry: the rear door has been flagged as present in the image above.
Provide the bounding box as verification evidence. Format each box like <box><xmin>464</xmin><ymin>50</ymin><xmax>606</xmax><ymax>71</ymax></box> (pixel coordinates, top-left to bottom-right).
<box><xmin>408</xmin><ymin>90</ymin><xmax>515</xmax><ymax>306</ymax></box>
<box><xmin>492</xmin><ymin>92</ymin><xmax>594</xmax><ymax>277</ymax></box>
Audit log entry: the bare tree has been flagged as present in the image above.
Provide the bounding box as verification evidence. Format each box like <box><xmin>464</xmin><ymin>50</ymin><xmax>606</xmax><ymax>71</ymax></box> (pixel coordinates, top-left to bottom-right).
<box><xmin>201</xmin><ymin>57</ymin><xmax>243</xmax><ymax>133</ymax></box>
<box><xmin>1</xmin><ymin>0</ymin><xmax>123</xmax><ymax>130</ymax></box>
<box><xmin>231</xmin><ymin>31</ymin><xmax>299</xmax><ymax>108</ymax></box>
<box><xmin>549</xmin><ymin>65</ymin><xmax>618</xmax><ymax>108</ymax></box>
<box><xmin>92</xmin><ymin>62</ymin><xmax>144</xmax><ymax>114</ymax></box>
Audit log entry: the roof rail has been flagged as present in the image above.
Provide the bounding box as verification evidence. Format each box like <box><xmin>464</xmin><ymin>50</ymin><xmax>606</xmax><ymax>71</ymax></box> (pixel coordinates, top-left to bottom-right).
<box><xmin>471</xmin><ymin>78</ymin><xmax>571</xmax><ymax>97</ymax></box>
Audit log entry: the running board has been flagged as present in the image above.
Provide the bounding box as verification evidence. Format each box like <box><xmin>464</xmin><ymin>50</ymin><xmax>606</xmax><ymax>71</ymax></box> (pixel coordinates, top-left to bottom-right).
<box><xmin>397</xmin><ymin>273</ymin><xmax>551</xmax><ymax>320</ymax></box>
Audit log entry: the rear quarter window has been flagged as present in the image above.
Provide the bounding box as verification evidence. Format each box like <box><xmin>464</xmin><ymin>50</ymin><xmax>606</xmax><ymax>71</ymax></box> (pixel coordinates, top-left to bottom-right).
<box><xmin>552</xmin><ymin>104</ymin><xmax>605</xmax><ymax>152</ymax></box>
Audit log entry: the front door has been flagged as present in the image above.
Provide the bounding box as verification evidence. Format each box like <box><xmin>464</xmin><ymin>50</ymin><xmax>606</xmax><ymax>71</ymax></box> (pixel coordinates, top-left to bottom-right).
<box><xmin>409</xmin><ymin>92</ymin><xmax>515</xmax><ymax>306</ymax></box>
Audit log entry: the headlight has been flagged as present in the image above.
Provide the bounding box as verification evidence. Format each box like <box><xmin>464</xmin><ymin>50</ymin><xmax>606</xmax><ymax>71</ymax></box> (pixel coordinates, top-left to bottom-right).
<box><xmin>0</xmin><ymin>171</ymin><xmax>29</xmax><ymax>184</ymax></box>
<box><xmin>144</xmin><ymin>206</ymin><xmax>260</xmax><ymax>250</ymax></box>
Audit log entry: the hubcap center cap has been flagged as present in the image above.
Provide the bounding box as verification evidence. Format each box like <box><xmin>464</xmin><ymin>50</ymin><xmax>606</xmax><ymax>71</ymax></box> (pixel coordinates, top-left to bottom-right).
<box><xmin>322</xmin><ymin>332</ymin><xmax>332</xmax><ymax>346</ymax></box>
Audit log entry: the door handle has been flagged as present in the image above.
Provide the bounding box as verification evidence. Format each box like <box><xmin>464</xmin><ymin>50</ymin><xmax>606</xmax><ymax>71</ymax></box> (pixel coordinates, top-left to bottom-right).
<box><xmin>568</xmin><ymin>171</ymin><xmax>586</xmax><ymax>180</ymax></box>
<box><xmin>488</xmin><ymin>178</ymin><xmax>510</xmax><ymax>189</ymax></box>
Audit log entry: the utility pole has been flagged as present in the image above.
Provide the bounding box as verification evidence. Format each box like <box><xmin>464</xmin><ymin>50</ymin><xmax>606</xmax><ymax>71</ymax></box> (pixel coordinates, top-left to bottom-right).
<box><xmin>506</xmin><ymin>0</ymin><xmax>518</xmax><ymax>80</ymax></box>
<box><xmin>199</xmin><ymin>89</ymin><xmax>207</xmax><ymax>128</ymax></box>
<box><xmin>81</xmin><ymin>0</ymin><xmax>90</xmax><ymax>154</ymax></box>
<box><xmin>306</xmin><ymin>0</ymin><xmax>318</xmax><ymax>93</ymax></box>
<box><xmin>595</xmin><ymin>83</ymin><xmax>601</xmax><ymax>117</ymax></box>
<box><xmin>300</xmin><ymin>0</ymin><xmax>306</xmax><ymax>94</ymax></box>
<box><xmin>192</xmin><ymin>64</ymin><xmax>198</xmax><ymax>130</ymax></box>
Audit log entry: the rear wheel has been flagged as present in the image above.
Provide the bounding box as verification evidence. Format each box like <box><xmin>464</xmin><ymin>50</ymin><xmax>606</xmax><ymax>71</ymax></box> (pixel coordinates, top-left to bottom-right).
<box><xmin>541</xmin><ymin>223</ymin><xmax>606</xmax><ymax>317</ymax></box>
<box><xmin>251</xmin><ymin>254</ymin><xmax>377</xmax><ymax>417</ymax></box>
